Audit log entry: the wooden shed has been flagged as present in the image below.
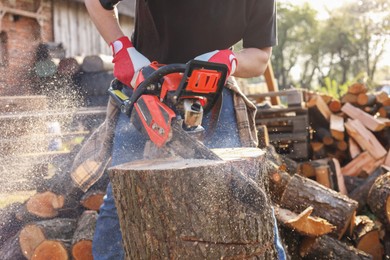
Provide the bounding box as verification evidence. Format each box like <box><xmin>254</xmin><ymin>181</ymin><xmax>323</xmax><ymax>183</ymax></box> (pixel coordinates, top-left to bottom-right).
<box><xmin>0</xmin><ymin>0</ymin><xmax>135</xmax><ymax>95</ymax></box>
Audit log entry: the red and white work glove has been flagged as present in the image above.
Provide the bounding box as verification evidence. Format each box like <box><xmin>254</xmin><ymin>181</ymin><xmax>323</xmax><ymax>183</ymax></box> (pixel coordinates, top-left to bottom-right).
<box><xmin>110</xmin><ymin>36</ymin><xmax>151</xmax><ymax>88</ymax></box>
<box><xmin>194</xmin><ymin>49</ymin><xmax>237</xmax><ymax>77</ymax></box>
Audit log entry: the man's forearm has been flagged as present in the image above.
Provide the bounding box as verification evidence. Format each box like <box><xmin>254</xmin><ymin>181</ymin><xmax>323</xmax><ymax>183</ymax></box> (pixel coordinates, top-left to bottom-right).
<box><xmin>233</xmin><ymin>47</ymin><xmax>272</xmax><ymax>78</ymax></box>
<box><xmin>85</xmin><ymin>0</ymin><xmax>124</xmax><ymax>44</ymax></box>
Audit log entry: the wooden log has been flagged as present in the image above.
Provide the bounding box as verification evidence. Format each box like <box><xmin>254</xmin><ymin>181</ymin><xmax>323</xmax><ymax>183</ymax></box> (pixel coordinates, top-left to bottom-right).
<box><xmin>385</xmin><ymin>149</ymin><xmax>390</xmax><ymax>168</ymax></box>
<box><xmin>330</xmin><ymin>114</ymin><xmax>345</xmax><ymax>141</ymax></box>
<box><xmin>257</xmin><ymin>124</ymin><xmax>269</xmax><ymax>148</ymax></box>
<box><xmin>307</xmin><ymin>94</ymin><xmax>331</xmax><ymax>125</ymax></box>
<box><xmin>0</xmin><ymin>233</ymin><xmax>25</xmax><ymax>260</ymax></box>
<box><xmin>328</xmin><ymin>99</ymin><xmax>342</xmax><ymax>113</ymax></box>
<box><xmin>341</xmin><ymin>93</ymin><xmax>359</xmax><ymax>105</ymax></box>
<box><xmin>280</xmin><ymin>174</ymin><xmax>358</xmax><ymax>239</ymax></box>
<box><xmin>367</xmin><ymin>172</ymin><xmax>390</xmax><ymax>230</ymax></box>
<box><xmin>342</xmin><ymin>103</ymin><xmax>386</xmax><ymax>132</ymax></box>
<box><xmin>374</xmin><ymin>91</ymin><xmax>389</xmax><ymax>104</ymax></box>
<box><xmin>314</xmin><ymin>127</ymin><xmax>334</xmax><ymax>146</ymax></box>
<box><xmin>15</xmin><ymin>191</ymin><xmax>65</xmax><ymax>222</ymax></box>
<box><xmin>351</xmin><ymin>215</ymin><xmax>383</xmax><ymax>260</ymax></box>
<box><xmin>81</xmin><ymin>54</ymin><xmax>113</xmax><ymax>73</ymax></box>
<box><xmin>329</xmin><ymin>158</ymin><xmax>348</xmax><ymax>195</ymax></box>
<box><xmin>0</xmin><ymin>203</ymin><xmax>24</xmax><ymax>248</ymax></box>
<box><xmin>378</xmin><ymin>106</ymin><xmax>390</xmax><ymax>118</ymax></box>
<box><xmin>71</xmin><ymin>211</ymin><xmax>97</xmax><ymax>260</ymax></box>
<box><xmin>19</xmin><ymin>218</ymin><xmax>77</xmax><ymax>259</ymax></box>
<box><xmin>57</xmin><ymin>56</ymin><xmax>83</xmax><ymax>76</ymax></box>
<box><xmin>310</xmin><ymin>142</ymin><xmax>326</xmax><ymax>159</ymax></box>
<box><xmin>299</xmin><ymin>235</ymin><xmax>372</xmax><ymax>259</ymax></box>
<box><xmin>349</xmin><ymin>167</ymin><xmax>386</xmax><ymax>211</ymax></box>
<box><xmin>266</xmin><ymin>161</ymin><xmax>292</xmax><ymax>204</ymax></box>
<box><xmin>34</xmin><ymin>58</ymin><xmax>60</xmax><ymax>78</ymax></box>
<box><xmin>348</xmin><ymin>83</ymin><xmax>368</xmax><ymax>95</ymax></box>
<box><xmin>348</xmin><ymin>137</ymin><xmax>362</xmax><ymax>159</ymax></box>
<box><xmin>341</xmin><ymin>151</ymin><xmax>375</xmax><ymax>177</ymax></box>
<box><xmin>109</xmin><ymin>153</ymin><xmax>278</xmax><ymax>259</ymax></box>
<box><xmin>315</xmin><ymin>164</ymin><xmax>332</xmax><ymax>188</ymax></box>
<box><xmin>298</xmin><ymin>159</ymin><xmax>329</xmax><ymax>178</ymax></box>
<box><xmin>357</xmin><ymin>93</ymin><xmax>377</xmax><ymax>106</ymax></box>
<box><xmin>275</xmin><ymin>206</ymin><xmax>335</xmax><ymax>237</ymax></box>
<box><xmin>80</xmin><ymin>189</ymin><xmax>105</xmax><ymax>211</ymax></box>
<box><xmin>344</xmin><ymin>119</ymin><xmax>387</xmax><ymax>160</ymax></box>
<box><xmin>31</xmin><ymin>240</ymin><xmax>69</xmax><ymax>260</ymax></box>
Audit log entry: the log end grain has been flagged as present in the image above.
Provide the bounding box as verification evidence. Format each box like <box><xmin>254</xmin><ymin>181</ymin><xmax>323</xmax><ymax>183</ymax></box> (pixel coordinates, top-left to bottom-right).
<box><xmin>19</xmin><ymin>225</ymin><xmax>46</xmax><ymax>259</ymax></box>
<box><xmin>72</xmin><ymin>240</ymin><xmax>93</xmax><ymax>260</ymax></box>
<box><xmin>31</xmin><ymin>240</ymin><xmax>68</xmax><ymax>260</ymax></box>
<box><xmin>26</xmin><ymin>191</ymin><xmax>65</xmax><ymax>218</ymax></box>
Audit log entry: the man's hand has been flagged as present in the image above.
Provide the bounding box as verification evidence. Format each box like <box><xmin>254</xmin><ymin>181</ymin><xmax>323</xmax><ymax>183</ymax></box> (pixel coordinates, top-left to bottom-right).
<box><xmin>194</xmin><ymin>50</ymin><xmax>237</xmax><ymax>78</ymax></box>
<box><xmin>111</xmin><ymin>36</ymin><xmax>151</xmax><ymax>87</ymax></box>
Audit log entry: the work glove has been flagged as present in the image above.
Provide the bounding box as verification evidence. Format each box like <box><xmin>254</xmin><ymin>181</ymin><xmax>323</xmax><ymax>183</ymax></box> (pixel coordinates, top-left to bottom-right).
<box><xmin>110</xmin><ymin>36</ymin><xmax>151</xmax><ymax>88</ymax></box>
<box><xmin>194</xmin><ymin>49</ymin><xmax>237</xmax><ymax>77</ymax></box>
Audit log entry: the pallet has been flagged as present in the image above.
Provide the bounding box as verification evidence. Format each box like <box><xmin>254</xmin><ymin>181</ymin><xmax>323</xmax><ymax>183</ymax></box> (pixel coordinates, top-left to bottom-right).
<box><xmin>253</xmin><ymin>90</ymin><xmax>310</xmax><ymax>160</ymax></box>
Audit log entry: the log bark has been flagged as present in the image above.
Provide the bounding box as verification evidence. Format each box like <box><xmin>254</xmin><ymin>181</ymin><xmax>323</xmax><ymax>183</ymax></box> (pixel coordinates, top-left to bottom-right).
<box><xmin>280</xmin><ymin>174</ymin><xmax>358</xmax><ymax>239</ymax></box>
<box><xmin>109</xmin><ymin>151</ymin><xmax>278</xmax><ymax>259</ymax></box>
<box><xmin>300</xmin><ymin>235</ymin><xmax>372</xmax><ymax>260</ymax></box>
<box><xmin>0</xmin><ymin>233</ymin><xmax>25</xmax><ymax>260</ymax></box>
<box><xmin>34</xmin><ymin>58</ymin><xmax>60</xmax><ymax>78</ymax></box>
<box><xmin>367</xmin><ymin>172</ymin><xmax>390</xmax><ymax>230</ymax></box>
<box><xmin>0</xmin><ymin>203</ymin><xmax>24</xmax><ymax>248</ymax></box>
<box><xmin>58</xmin><ymin>56</ymin><xmax>83</xmax><ymax>76</ymax></box>
<box><xmin>71</xmin><ymin>210</ymin><xmax>97</xmax><ymax>260</ymax></box>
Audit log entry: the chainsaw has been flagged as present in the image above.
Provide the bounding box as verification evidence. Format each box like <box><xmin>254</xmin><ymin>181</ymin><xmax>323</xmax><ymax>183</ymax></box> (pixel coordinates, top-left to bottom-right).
<box><xmin>108</xmin><ymin>59</ymin><xmax>268</xmax><ymax>212</ymax></box>
<box><xmin>108</xmin><ymin>59</ymin><xmax>227</xmax><ymax>160</ymax></box>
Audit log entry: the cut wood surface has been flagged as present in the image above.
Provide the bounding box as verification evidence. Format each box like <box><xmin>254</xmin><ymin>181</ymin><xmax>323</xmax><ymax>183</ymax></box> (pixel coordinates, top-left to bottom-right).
<box><xmin>300</xmin><ymin>235</ymin><xmax>372</xmax><ymax>259</ymax></box>
<box><xmin>349</xmin><ymin>137</ymin><xmax>362</xmax><ymax>159</ymax></box>
<box><xmin>348</xmin><ymin>83</ymin><xmax>368</xmax><ymax>95</ymax></box>
<box><xmin>330</xmin><ymin>114</ymin><xmax>345</xmax><ymax>141</ymax></box>
<box><xmin>280</xmin><ymin>174</ymin><xmax>358</xmax><ymax>239</ymax></box>
<box><xmin>31</xmin><ymin>240</ymin><xmax>69</xmax><ymax>260</ymax></box>
<box><xmin>58</xmin><ymin>56</ymin><xmax>83</xmax><ymax>76</ymax></box>
<box><xmin>71</xmin><ymin>210</ymin><xmax>97</xmax><ymax>260</ymax></box>
<box><xmin>342</xmin><ymin>103</ymin><xmax>386</xmax><ymax>132</ymax></box>
<box><xmin>80</xmin><ymin>190</ymin><xmax>105</xmax><ymax>211</ymax></box>
<box><xmin>307</xmin><ymin>94</ymin><xmax>332</xmax><ymax>122</ymax></box>
<box><xmin>367</xmin><ymin>172</ymin><xmax>390</xmax><ymax>230</ymax></box>
<box><xmin>352</xmin><ymin>215</ymin><xmax>383</xmax><ymax>260</ymax></box>
<box><xmin>19</xmin><ymin>218</ymin><xmax>77</xmax><ymax>259</ymax></box>
<box><xmin>385</xmin><ymin>149</ymin><xmax>390</xmax><ymax>167</ymax></box>
<box><xmin>109</xmin><ymin>149</ymin><xmax>278</xmax><ymax>259</ymax></box>
<box><xmin>344</xmin><ymin>119</ymin><xmax>387</xmax><ymax>160</ymax></box>
<box><xmin>330</xmin><ymin>158</ymin><xmax>348</xmax><ymax>195</ymax></box>
<box><xmin>275</xmin><ymin>206</ymin><xmax>335</xmax><ymax>237</ymax></box>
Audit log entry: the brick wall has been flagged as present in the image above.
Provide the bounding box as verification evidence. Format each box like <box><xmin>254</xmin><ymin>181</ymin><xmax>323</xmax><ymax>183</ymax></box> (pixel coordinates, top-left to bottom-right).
<box><xmin>0</xmin><ymin>0</ymin><xmax>53</xmax><ymax>96</ymax></box>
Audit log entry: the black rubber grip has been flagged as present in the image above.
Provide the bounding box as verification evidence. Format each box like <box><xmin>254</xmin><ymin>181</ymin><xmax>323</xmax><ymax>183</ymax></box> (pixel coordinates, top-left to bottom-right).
<box><xmin>99</xmin><ymin>0</ymin><xmax>121</xmax><ymax>10</ymax></box>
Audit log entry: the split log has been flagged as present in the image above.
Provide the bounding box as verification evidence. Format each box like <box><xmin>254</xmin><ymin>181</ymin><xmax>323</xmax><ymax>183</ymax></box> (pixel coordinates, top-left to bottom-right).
<box><xmin>329</xmin><ymin>158</ymin><xmax>348</xmax><ymax>195</ymax></box>
<box><xmin>314</xmin><ymin>127</ymin><xmax>334</xmax><ymax>146</ymax></box>
<box><xmin>341</xmin><ymin>151</ymin><xmax>375</xmax><ymax>177</ymax></box>
<box><xmin>16</xmin><ymin>191</ymin><xmax>65</xmax><ymax>222</ymax></box>
<box><xmin>374</xmin><ymin>91</ymin><xmax>389</xmax><ymax>104</ymax></box>
<box><xmin>342</xmin><ymin>103</ymin><xmax>386</xmax><ymax>132</ymax></box>
<box><xmin>307</xmin><ymin>94</ymin><xmax>331</xmax><ymax>126</ymax></box>
<box><xmin>19</xmin><ymin>218</ymin><xmax>76</xmax><ymax>259</ymax></box>
<box><xmin>344</xmin><ymin>119</ymin><xmax>387</xmax><ymax>160</ymax></box>
<box><xmin>81</xmin><ymin>54</ymin><xmax>113</xmax><ymax>73</ymax></box>
<box><xmin>298</xmin><ymin>158</ymin><xmax>329</xmax><ymax>178</ymax></box>
<box><xmin>300</xmin><ymin>235</ymin><xmax>372</xmax><ymax>259</ymax></box>
<box><xmin>314</xmin><ymin>164</ymin><xmax>332</xmax><ymax>188</ymax></box>
<box><xmin>348</xmin><ymin>137</ymin><xmax>362</xmax><ymax>159</ymax></box>
<box><xmin>330</xmin><ymin>114</ymin><xmax>345</xmax><ymax>141</ymax></box>
<box><xmin>349</xmin><ymin>167</ymin><xmax>386</xmax><ymax>211</ymax></box>
<box><xmin>0</xmin><ymin>203</ymin><xmax>24</xmax><ymax>248</ymax></box>
<box><xmin>257</xmin><ymin>124</ymin><xmax>269</xmax><ymax>148</ymax></box>
<box><xmin>71</xmin><ymin>210</ymin><xmax>97</xmax><ymax>260</ymax></box>
<box><xmin>275</xmin><ymin>206</ymin><xmax>335</xmax><ymax>237</ymax></box>
<box><xmin>31</xmin><ymin>240</ymin><xmax>69</xmax><ymax>260</ymax></box>
<box><xmin>280</xmin><ymin>174</ymin><xmax>358</xmax><ymax>238</ymax></box>
<box><xmin>367</xmin><ymin>172</ymin><xmax>390</xmax><ymax>230</ymax></box>
<box><xmin>385</xmin><ymin>149</ymin><xmax>390</xmax><ymax>167</ymax></box>
<box><xmin>351</xmin><ymin>215</ymin><xmax>383</xmax><ymax>260</ymax></box>
<box><xmin>109</xmin><ymin>150</ymin><xmax>279</xmax><ymax>259</ymax></box>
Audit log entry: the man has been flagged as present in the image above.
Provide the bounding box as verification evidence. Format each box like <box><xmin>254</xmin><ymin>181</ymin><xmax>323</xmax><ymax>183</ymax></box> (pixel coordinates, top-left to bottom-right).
<box><xmin>85</xmin><ymin>0</ymin><xmax>284</xmax><ymax>259</ymax></box>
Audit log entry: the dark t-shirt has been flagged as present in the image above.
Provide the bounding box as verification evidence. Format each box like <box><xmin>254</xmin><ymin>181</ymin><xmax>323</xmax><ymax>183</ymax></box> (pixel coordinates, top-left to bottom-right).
<box><xmin>132</xmin><ymin>0</ymin><xmax>277</xmax><ymax>64</ymax></box>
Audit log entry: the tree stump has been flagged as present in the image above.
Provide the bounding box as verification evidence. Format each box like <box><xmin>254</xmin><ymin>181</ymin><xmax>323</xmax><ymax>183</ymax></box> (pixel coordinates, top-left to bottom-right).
<box><xmin>109</xmin><ymin>148</ymin><xmax>278</xmax><ymax>259</ymax></box>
